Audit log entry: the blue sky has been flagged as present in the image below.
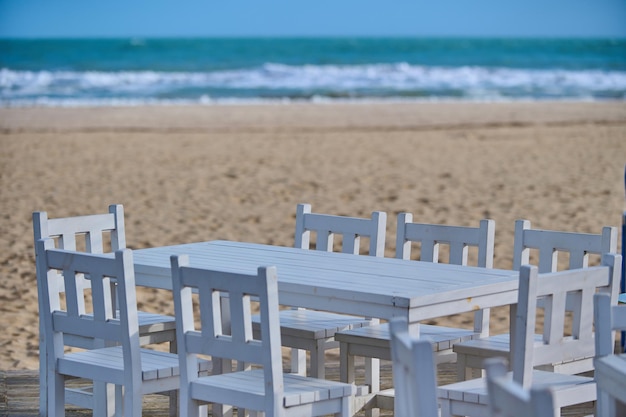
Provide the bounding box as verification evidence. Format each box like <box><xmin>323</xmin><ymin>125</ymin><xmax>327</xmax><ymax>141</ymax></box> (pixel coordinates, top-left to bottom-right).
<box><xmin>1</xmin><ymin>0</ymin><xmax>625</xmax><ymax>39</ymax></box>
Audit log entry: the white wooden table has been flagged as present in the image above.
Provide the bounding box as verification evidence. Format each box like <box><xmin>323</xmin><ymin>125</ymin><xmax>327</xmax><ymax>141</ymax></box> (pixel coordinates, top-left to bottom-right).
<box><xmin>134</xmin><ymin>240</ymin><xmax>521</xmax><ymax>415</ymax></box>
<box><xmin>133</xmin><ymin>240</ymin><xmax>519</xmax><ymax>332</ymax></box>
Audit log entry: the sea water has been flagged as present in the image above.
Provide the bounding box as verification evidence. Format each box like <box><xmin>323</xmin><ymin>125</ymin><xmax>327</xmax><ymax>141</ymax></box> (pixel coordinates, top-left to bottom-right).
<box><xmin>1</xmin><ymin>37</ymin><xmax>625</xmax><ymax>106</ymax></box>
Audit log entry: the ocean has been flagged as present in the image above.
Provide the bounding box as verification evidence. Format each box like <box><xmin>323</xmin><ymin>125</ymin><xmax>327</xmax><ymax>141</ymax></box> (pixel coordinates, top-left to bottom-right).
<box><xmin>1</xmin><ymin>37</ymin><xmax>625</xmax><ymax>106</ymax></box>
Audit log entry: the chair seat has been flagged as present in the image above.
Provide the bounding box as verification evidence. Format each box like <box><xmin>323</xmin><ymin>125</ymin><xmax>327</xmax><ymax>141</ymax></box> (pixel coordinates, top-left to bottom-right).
<box><xmin>137</xmin><ymin>311</ymin><xmax>177</xmax><ymax>345</ymax></box>
<box><xmin>189</xmin><ymin>369</ymin><xmax>355</xmax><ymax>408</ymax></box>
<box><xmin>58</xmin><ymin>346</ymin><xmax>210</xmax><ymax>386</ymax></box>
<box><xmin>454</xmin><ymin>333</ymin><xmax>593</xmax><ymax>367</ymax></box>
<box><xmin>438</xmin><ymin>369</ymin><xmax>595</xmax><ymax>409</ymax></box>
<box><xmin>336</xmin><ymin>322</ymin><xmax>480</xmax><ymax>355</ymax></box>
<box><xmin>252</xmin><ymin>309</ymin><xmax>373</xmax><ymax>379</ymax></box>
<box><xmin>254</xmin><ymin>309</ymin><xmax>371</xmax><ymax>339</ymax></box>
<box><xmin>137</xmin><ymin>311</ymin><xmax>176</xmax><ymax>333</ymax></box>
<box><xmin>65</xmin><ymin>311</ymin><xmax>176</xmax><ymax>349</ymax></box>
<box><xmin>82</xmin><ymin>311</ymin><xmax>175</xmax><ymax>334</ymax></box>
<box><xmin>454</xmin><ymin>333</ymin><xmax>519</xmax><ymax>359</ymax></box>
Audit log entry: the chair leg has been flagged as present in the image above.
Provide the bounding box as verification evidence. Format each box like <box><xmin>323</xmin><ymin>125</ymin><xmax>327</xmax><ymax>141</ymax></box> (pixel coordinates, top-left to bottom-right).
<box><xmin>169</xmin><ymin>341</ymin><xmax>178</xmax><ymax>417</ymax></box>
<box><xmin>338</xmin><ymin>395</ymin><xmax>352</xmax><ymax>417</ymax></box>
<box><xmin>122</xmin><ymin>389</ymin><xmax>142</xmax><ymax>417</ymax></box>
<box><xmin>440</xmin><ymin>398</ymin><xmax>453</xmax><ymax>417</ymax></box>
<box><xmin>339</xmin><ymin>342</ymin><xmax>355</xmax><ymax>384</ymax></box>
<box><xmin>310</xmin><ymin>339</ymin><xmax>326</xmax><ymax>379</ymax></box>
<box><xmin>291</xmin><ymin>347</ymin><xmax>307</xmax><ymax>376</ymax></box>
<box><xmin>39</xmin><ymin>338</ymin><xmax>47</xmax><ymax>417</ymax></box>
<box><xmin>364</xmin><ymin>357</ymin><xmax>380</xmax><ymax>417</ymax></box>
<box><xmin>456</xmin><ymin>353</ymin><xmax>468</xmax><ymax>381</ymax></box>
<box><xmin>596</xmin><ymin>391</ymin><xmax>611</xmax><ymax>417</ymax></box>
<box><xmin>455</xmin><ymin>353</ymin><xmax>482</xmax><ymax>381</ymax></box>
<box><xmin>114</xmin><ymin>384</ymin><xmax>123</xmax><ymax>417</ymax></box>
<box><xmin>48</xmin><ymin>371</ymin><xmax>66</xmax><ymax>417</ymax></box>
<box><xmin>92</xmin><ymin>381</ymin><xmax>115</xmax><ymax>417</ymax></box>
<box><xmin>365</xmin><ymin>357</ymin><xmax>380</xmax><ymax>393</ymax></box>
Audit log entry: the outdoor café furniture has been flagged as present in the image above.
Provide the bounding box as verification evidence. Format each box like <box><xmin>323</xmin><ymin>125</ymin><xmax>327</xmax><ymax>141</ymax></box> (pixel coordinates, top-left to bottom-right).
<box><xmin>131</xmin><ymin>239</ymin><xmax>522</xmax><ymax>414</ymax></box>
<box><xmin>252</xmin><ymin>203</ymin><xmax>386</xmax><ymax>379</ymax></box>
<box><xmin>437</xmin><ymin>254</ymin><xmax>621</xmax><ymax>417</ymax></box>
<box><xmin>453</xmin><ymin>220</ymin><xmax>618</xmax><ymax>380</ymax></box>
<box><xmin>171</xmin><ymin>254</ymin><xmax>355</xmax><ymax>417</ymax></box>
<box><xmin>334</xmin><ymin>214</ymin><xmax>495</xmax><ymax>412</ymax></box>
<box><xmin>593</xmin><ymin>292</ymin><xmax>626</xmax><ymax>417</ymax></box>
<box><xmin>389</xmin><ymin>317</ymin><xmax>439</xmax><ymax>417</ymax></box>
<box><xmin>484</xmin><ymin>358</ymin><xmax>556</xmax><ymax>417</ymax></box>
<box><xmin>35</xmin><ymin>239</ymin><xmax>205</xmax><ymax>417</ymax></box>
<box><xmin>33</xmin><ymin>205</ymin><xmax>177</xmax><ymax>416</ymax></box>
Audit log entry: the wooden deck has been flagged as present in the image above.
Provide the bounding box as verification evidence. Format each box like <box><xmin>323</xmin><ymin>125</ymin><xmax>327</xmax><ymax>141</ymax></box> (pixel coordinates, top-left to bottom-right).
<box><xmin>0</xmin><ymin>360</ymin><xmax>595</xmax><ymax>416</ymax></box>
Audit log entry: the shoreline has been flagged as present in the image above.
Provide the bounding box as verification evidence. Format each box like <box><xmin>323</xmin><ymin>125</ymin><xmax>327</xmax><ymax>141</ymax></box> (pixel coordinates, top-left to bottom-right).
<box><xmin>1</xmin><ymin>97</ymin><xmax>624</xmax><ymax>108</ymax></box>
<box><xmin>2</xmin><ymin>101</ymin><xmax>626</xmax><ymax>131</ymax></box>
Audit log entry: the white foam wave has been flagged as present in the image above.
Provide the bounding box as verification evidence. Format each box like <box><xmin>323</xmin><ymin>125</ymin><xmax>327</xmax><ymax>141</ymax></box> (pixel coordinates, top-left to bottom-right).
<box><xmin>2</xmin><ymin>63</ymin><xmax>625</xmax><ymax>106</ymax></box>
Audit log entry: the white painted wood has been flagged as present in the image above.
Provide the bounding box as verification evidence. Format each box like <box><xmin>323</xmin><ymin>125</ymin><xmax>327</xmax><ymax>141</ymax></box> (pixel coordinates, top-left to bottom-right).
<box><xmin>133</xmin><ymin>240</ymin><xmax>520</xmax><ymax>320</ymax></box>
<box><xmin>295</xmin><ymin>203</ymin><xmax>386</xmax><ymax>256</ymax></box>
<box><xmin>258</xmin><ymin>203</ymin><xmax>386</xmax><ymax>379</ymax></box>
<box><xmin>454</xmin><ymin>220</ymin><xmax>618</xmax><ymax>380</ymax></box>
<box><xmin>397</xmin><ymin>214</ymin><xmax>495</xmax><ymax>336</ymax></box>
<box><xmin>593</xmin><ymin>293</ymin><xmax>626</xmax><ymax>417</ymax></box>
<box><xmin>437</xmin><ymin>253</ymin><xmax>621</xmax><ymax>417</ymax></box>
<box><xmin>512</xmin><ymin>220</ymin><xmax>617</xmax><ymax>272</ymax></box>
<box><xmin>484</xmin><ymin>358</ymin><xmax>556</xmax><ymax>417</ymax></box>
<box><xmin>171</xmin><ymin>255</ymin><xmax>355</xmax><ymax>417</ymax></box>
<box><xmin>33</xmin><ymin>205</ymin><xmax>177</xmax><ymax>417</ymax></box>
<box><xmin>36</xmin><ymin>240</ymin><xmax>202</xmax><ymax>417</ymax></box>
<box><xmin>334</xmin><ymin>215</ymin><xmax>495</xmax><ymax>413</ymax></box>
<box><xmin>389</xmin><ymin>317</ymin><xmax>439</xmax><ymax>417</ymax></box>
<box><xmin>133</xmin><ymin>240</ymin><xmax>519</xmax><ymax>415</ymax></box>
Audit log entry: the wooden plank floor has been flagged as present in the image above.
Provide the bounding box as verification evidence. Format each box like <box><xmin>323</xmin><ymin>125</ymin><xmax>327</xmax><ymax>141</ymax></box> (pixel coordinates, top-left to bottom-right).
<box><xmin>1</xmin><ymin>361</ymin><xmax>595</xmax><ymax>416</ymax></box>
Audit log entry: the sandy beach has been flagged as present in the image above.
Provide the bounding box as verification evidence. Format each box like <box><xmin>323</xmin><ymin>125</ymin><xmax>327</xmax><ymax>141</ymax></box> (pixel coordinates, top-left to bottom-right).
<box><xmin>1</xmin><ymin>101</ymin><xmax>625</xmax><ymax>371</ymax></box>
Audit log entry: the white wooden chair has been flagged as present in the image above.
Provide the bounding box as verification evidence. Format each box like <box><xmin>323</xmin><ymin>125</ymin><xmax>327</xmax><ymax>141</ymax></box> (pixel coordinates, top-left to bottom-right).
<box><xmin>253</xmin><ymin>202</ymin><xmax>387</xmax><ymax>379</ymax></box>
<box><xmin>389</xmin><ymin>317</ymin><xmax>439</xmax><ymax>417</ymax></box>
<box><xmin>334</xmin><ymin>214</ymin><xmax>495</xmax><ymax>413</ymax></box>
<box><xmin>437</xmin><ymin>253</ymin><xmax>622</xmax><ymax>417</ymax></box>
<box><xmin>593</xmin><ymin>293</ymin><xmax>626</xmax><ymax>417</ymax></box>
<box><xmin>33</xmin><ymin>205</ymin><xmax>178</xmax><ymax>416</ymax></box>
<box><xmin>36</xmin><ymin>239</ymin><xmax>205</xmax><ymax>417</ymax></box>
<box><xmin>454</xmin><ymin>220</ymin><xmax>618</xmax><ymax>379</ymax></box>
<box><xmin>484</xmin><ymin>358</ymin><xmax>556</xmax><ymax>417</ymax></box>
<box><xmin>170</xmin><ymin>254</ymin><xmax>355</xmax><ymax>417</ymax></box>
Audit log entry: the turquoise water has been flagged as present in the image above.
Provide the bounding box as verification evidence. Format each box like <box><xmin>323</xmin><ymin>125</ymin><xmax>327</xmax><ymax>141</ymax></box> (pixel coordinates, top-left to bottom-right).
<box><xmin>1</xmin><ymin>37</ymin><xmax>625</xmax><ymax>106</ymax></box>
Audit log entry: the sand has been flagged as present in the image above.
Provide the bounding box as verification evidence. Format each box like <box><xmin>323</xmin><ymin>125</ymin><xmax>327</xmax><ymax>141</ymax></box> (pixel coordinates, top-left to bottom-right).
<box><xmin>1</xmin><ymin>101</ymin><xmax>625</xmax><ymax>371</ymax></box>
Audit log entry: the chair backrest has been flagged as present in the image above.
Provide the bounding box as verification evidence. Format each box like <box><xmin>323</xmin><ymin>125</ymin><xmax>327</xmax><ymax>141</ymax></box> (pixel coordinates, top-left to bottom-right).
<box><xmin>294</xmin><ymin>203</ymin><xmax>386</xmax><ymax>256</ymax></box>
<box><xmin>396</xmin><ymin>213</ymin><xmax>495</xmax><ymax>267</ymax></box>
<box><xmin>512</xmin><ymin>219</ymin><xmax>617</xmax><ymax>272</ymax></box>
<box><xmin>594</xmin><ymin>292</ymin><xmax>626</xmax><ymax>357</ymax></box>
<box><xmin>389</xmin><ymin>317</ymin><xmax>439</xmax><ymax>417</ymax></box>
<box><xmin>33</xmin><ymin>204</ymin><xmax>126</xmax><ymax>253</ymax></box>
<box><xmin>33</xmin><ymin>205</ymin><xmax>127</xmax><ymax>348</ymax></box>
<box><xmin>396</xmin><ymin>213</ymin><xmax>495</xmax><ymax>335</ymax></box>
<box><xmin>512</xmin><ymin>253</ymin><xmax>621</xmax><ymax>389</ymax></box>
<box><xmin>485</xmin><ymin>358</ymin><xmax>556</xmax><ymax>417</ymax></box>
<box><xmin>36</xmin><ymin>238</ymin><xmax>141</xmax><ymax>388</ymax></box>
<box><xmin>171</xmin><ymin>255</ymin><xmax>284</xmax><ymax>413</ymax></box>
